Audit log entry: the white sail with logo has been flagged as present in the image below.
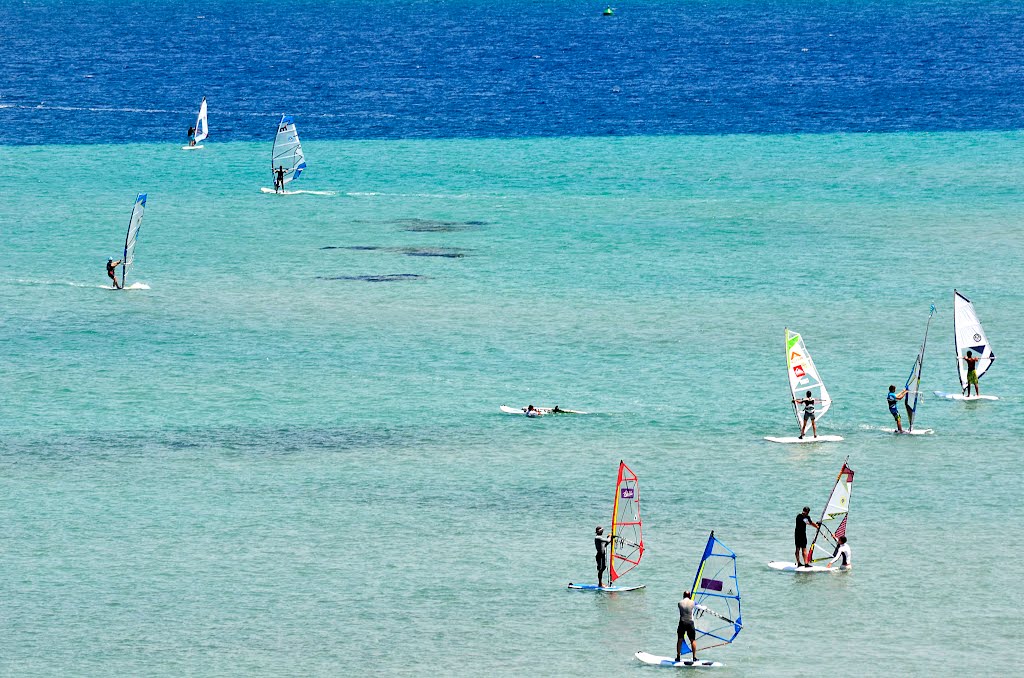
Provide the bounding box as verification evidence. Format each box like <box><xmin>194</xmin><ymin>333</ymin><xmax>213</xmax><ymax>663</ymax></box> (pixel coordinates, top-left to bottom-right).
<box><xmin>954</xmin><ymin>290</ymin><xmax>995</xmax><ymax>393</ymax></box>
<box><xmin>271</xmin><ymin>115</ymin><xmax>306</xmax><ymax>185</ymax></box>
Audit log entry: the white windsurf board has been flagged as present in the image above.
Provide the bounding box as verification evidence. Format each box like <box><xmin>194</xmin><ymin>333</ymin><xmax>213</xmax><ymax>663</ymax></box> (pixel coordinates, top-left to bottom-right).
<box><xmin>764</xmin><ymin>434</ymin><xmax>843</xmax><ymax>444</ymax></box>
<box><xmin>567</xmin><ymin>583</ymin><xmax>645</xmax><ymax>592</ymax></box>
<box><xmin>181</xmin><ymin>145</ymin><xmax>204</xmax><ymax>150</ymax></box>
<box><xmin>893</xmin><ymin>428</ymin><xmax>933</xmax><ymax>435</ymax></box>
<box><xmin>635</xmin><ymin>652</ymin><xmax>722</xmax><ymax>668</ymax></box>
<box><xmin>767</xmin><ymin>560</ymin><xmax>848</xmax><ymax>572</ymax></box>
<box><xmin>933</xmin><ymin>391</ymin><xmax>998</xmax><ymax>401</ymax></box>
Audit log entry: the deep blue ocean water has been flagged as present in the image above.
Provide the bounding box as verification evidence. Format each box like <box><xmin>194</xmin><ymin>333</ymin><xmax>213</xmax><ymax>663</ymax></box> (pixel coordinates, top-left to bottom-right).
<box><xmin>2</xmin><ymin>0</ymin><xmax>1023</xmax><ymax>144</ymax></box>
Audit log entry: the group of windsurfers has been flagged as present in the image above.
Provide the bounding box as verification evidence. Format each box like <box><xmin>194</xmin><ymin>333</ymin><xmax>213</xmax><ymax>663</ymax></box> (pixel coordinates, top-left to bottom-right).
<box><xmin>792</xmin><ymin>348</ymin><xmax>985</xmax><ymax>437</ymax></box>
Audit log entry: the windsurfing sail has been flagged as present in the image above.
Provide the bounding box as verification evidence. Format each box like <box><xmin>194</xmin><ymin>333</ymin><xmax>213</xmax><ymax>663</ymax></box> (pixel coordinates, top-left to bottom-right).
<box><xmin>806</xmin><ymin>459</ymin><xmax>854</xmax><ymax>564</ymax></box>
<box><xmin>682</xmin><ymin>532</ymin><xmax>742</xmax><ymax>654</ymax></box>
<box><xmin>785</xmin><ymin>329</ymin><xmax>832</xmax><ymax>426</ymax></box>
<box><xmin>954</xmin><ymin>290</ymin><xmax>995</xmax><ymax>394</ymax></box>
<box><xmin>191</xmin><ymin>97</ymin><xmax>208</xmax><ymax>144</ymax></box>
<box><xmin>271</xmin><ymin>115</ymin><xmax>306</xmax><ymax>185</ymax></box>
<box><xmin>903</xmin><ymin>305</ymin><xmax>936</xmax><ymax>431</ymax></box>
<box><xmin>608</xmin><ymin>460</ymin><xmax>644</xmax><ymax>584</ymax></box>
<box><xmin>121</xmin><ymin>193</ymin><xmax>146</xmax><ymax>285</ymax></box>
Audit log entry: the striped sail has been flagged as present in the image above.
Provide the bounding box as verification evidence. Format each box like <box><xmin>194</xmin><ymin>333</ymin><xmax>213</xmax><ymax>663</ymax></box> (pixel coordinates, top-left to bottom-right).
<box><xmin>807</xmin><ymin>460</ymin><xmax>854</xmax><ymax>564</ymax></box>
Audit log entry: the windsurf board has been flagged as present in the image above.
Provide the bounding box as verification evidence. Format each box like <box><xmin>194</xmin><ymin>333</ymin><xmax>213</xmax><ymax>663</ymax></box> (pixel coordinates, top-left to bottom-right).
<box><xmin>635</xmin><ymin>652</ymin><xmax>722</xmax><ymax>668</ymax></box>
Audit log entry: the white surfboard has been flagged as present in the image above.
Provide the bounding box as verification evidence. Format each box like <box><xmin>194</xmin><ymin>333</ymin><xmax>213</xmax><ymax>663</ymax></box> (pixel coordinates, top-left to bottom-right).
<box><xmin>767</xmin><ymin>560</ymin><xmax>848</xmax><ymax>572</ymax></box>
<box><xmin>635</xmin><ymin>652</ymin><xmax>722</xmax><ymax>668</ymax></box>
<box><xmin>104</xmin><ymin>282</ymin><xmax>150</xmax><ymax>291</ymax></box>
<box><xmin>763</xmin><ymin>434</ymin><xmax>844</xmax><ymax>444</ymax></box>
<box><xmin>933</xmin><ymin>391</ymin><xmax>998</xmax><ymax>401</ymax></box>
<box><xmin>260</xmin><ymin>187</ymin><xmax>335</xmax><ymax>195</ymax></box>
<box><xmin>500</xmin><ymin>405</ymin><xmax>587</xmax><ymax>415</ymax></box>
<box><xmin>893</xmin><ymin>428</ymin><xmax>933</xmax><ymax>435</ymax></box>
<box><xmin>181</xmin><ymin>144</ymin><xmax>204</xmax><ymax>150</ymax></box>
<box><xmin>567</xmin><ymin>583</ymin><xmax>645</xmax><ymax>592</ymax></box>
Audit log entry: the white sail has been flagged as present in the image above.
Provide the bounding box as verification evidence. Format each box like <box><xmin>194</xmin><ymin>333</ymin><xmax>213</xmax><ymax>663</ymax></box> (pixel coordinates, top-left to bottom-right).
<box><xmin>122</xmin><ymin>193</ymin><xmax>146</xmax><ymax>285</ymax></box>
<box><xmin>954</xmin><ymin>290</ymin><xmax>995</xmax><ymax>392</ymax></box>
<box><xmin>785</xmin><ymin>329</ymin><xmax>832</xmax><ymax>426</ymax></box>
<box><xmin>807</xmin><ymin>460</ymin><xmax>854</xmax><ymax>564</ymax></box>
<box><xmin>271</xmin><ymin>115</ymin><xmax>306</xmax><ymax>185</ymax></box>
<box><xmin>192</xmin><ymin>97</ymin><xmax>208</xmax><ymax>143</ymax></box>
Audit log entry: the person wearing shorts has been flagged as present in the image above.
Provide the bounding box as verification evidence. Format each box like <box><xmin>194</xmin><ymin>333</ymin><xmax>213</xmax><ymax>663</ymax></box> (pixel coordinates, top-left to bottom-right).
<box><xmin>887</xmin><ymin>384</ymin><xmax>907</xmax><ymax>432</ymax></box>
<box><xmin>675</xmin><ymin>591</ymin><xmax>698</xmax><ymax>663</ymax></box>
<box><xmin>964</xmin><ymin>351</ymin><xmax>981</xmax><ymax>396</ymax></box>
<box><xmin>795</xmin><ymin>506</ymin><xmax>820</xmax><ymax>567</ymax></box>
<box><xmin>793</xmin><ymin>390</ymin><xmax>818</xmax><ymax>439</ymax></box>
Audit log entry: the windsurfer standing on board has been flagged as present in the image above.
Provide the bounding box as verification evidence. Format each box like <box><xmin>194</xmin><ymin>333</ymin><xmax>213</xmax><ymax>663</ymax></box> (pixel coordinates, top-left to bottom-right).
<box><xmin>594</xmin><ymin>526</ymin><xmax>613</xmax><ymax>587</ymax></box>
<box><xmin>795</xmin><ymin>506</ymin><xmax>819</xmax><ymax>568</ymax></box>
<box><xmin>106</xmin><ymin>257</ymin><xmax>122</xmax><ymax>289</ymax></box>
<box><xmin>887</xmin><ymin>384</ymin><xmax>908</xmax><ymax>432</ymax></box>
<box><xmin>274</xmin><ymin>165</ymin><xmax>286</xmax><ymax>193</ymax></box>
<box><xmin>793</xmin><ymin>390</ymin><xmax>818</xmax><ymax>439</ymax></box>
<box><xmin>187</xmin><ymin>125</ymin><xmax>196</xmax><ymax>147</ymax></box>
<box><xmin>963</xmin><ymin>350</ymin><xmax>981</xmax><ymax>396</ymax></box>
<box><xmin>675</xmin><ymin>591</ymin><xmax>699</xmax><ymax>663</ymax></box>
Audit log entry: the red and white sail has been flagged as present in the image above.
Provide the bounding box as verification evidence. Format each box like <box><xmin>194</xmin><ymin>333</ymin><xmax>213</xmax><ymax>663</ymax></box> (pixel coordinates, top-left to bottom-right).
<box><xmin>609</xmin><ymin>461</ymin><xmax>644</xmax><ymax>583</ymax></box>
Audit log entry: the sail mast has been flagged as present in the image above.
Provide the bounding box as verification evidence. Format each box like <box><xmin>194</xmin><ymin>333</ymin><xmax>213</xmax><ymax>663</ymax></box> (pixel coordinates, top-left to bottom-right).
<box><xmin>904</xmin><ymin>305</ymin><xmax>936</xmax><ymax>431</ymax></box>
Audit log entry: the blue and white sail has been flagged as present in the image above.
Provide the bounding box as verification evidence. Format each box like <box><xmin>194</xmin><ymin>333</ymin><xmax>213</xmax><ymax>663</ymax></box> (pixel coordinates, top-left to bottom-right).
<box><xmin>191</xmin><ymin>97</ymin><xmax>208</xmax><ymax>144</ymax></box>
<box><xmin>904</xmin><ymin>305</ymin><xmax>935</xmax><ymax>431</ymax></box>
<box><xmin>954</xmin><ymin>290</ymin><xmax>995</xmax><ymax>393</ymax></box>
<box><xmin>122</xmin><ymin>193</ymin><xmax>146</xmax><ymax>286</ymax></box>
<box><xmin>271</xmin><ymin>115</ymin><xmax>306</xmax><ymax>185</ymax></box>
<box><xmin>682</xmin><ymin>532</ymin><xmax>742</xmax><ymax>654</ymax></box>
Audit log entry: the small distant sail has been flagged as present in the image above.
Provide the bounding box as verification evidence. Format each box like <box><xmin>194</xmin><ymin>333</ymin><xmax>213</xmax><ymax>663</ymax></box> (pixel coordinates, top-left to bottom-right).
<box><xmin>271</xmin><ymin>115</ymin><xmax>307</xmax><ymax>185</ymax></box>
<box><xmin>904</xmin><ymin>305</ymin><xmax>936</xmax><ymax>430</ymax></box>
<box><xmin>954</xmin><ymin>290</ymin><xmax>995</xmax><ymax>393</ymax></box>
<box><xmin>122</xmin><ymin>193</ymin><xmax>147</xmax><ymax>286</ymax></box>
<box><xmin>785</xmin><ymin>329</ymin><xmax>832</xmax><ymax>426</ymax></box>
<box><xmin>682</xmin><ymin>532</ymin><xmax>742</xmax><ymax>654</ymax></box>
<box><xmin>608</xmin><ymin>461</ymin><xmax>643</xmax><ymax>584</ymax></box>
<box><xmin>807</xmin><ymin>459</ymin><xmax>854</xmax><ymax>564</ymax></box>
<box><xmin>192</xmin><ymin>97</ymin><xmax>208</xmax><ymax>144</ymax></box>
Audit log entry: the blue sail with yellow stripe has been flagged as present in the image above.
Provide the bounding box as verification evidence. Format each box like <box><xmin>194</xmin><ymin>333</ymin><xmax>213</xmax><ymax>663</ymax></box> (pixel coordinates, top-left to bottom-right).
<box><xmin>682</xmin><ymin>531</ymin><xmax>742</xmax><ymax>653</ymax></box>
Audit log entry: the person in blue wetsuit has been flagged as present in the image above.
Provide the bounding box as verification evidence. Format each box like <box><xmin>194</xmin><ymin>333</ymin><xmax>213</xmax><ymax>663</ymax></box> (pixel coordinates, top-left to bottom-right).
<box><xmin>594</xmin><ymin>526</ymin><xmax>612</xmax><ymax>587</ymax></box>
<box><xmin>826</xmin><ymin>536</ymin><xmax>852</xmax><ymax>569</ymax></box>
<box><xmin>794</xmin><ymin>506</ymin><xmax>819</xmax><ymax>567</ymax></box>
<box><xmin>793</xmin><ymin>390</ymin><xmax>818</xmax><ymax>439</ymax></box>
<box><xmin>888</xmin><ymin>384</ymin><xmax>908</xmax><ymax>432</ymax></box>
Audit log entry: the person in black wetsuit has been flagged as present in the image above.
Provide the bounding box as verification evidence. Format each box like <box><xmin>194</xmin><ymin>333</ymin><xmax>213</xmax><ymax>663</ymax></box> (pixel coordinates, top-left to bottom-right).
<box><xmin>106</xmin><ymin>257</ymin><xmax>122</xmax><ymax>289</ymax></box>
<box><xmin>187</xmin><ymin>125</ymin><xmax>196</xmax><ymax>146</ymax></box>
<box><xmin>595</xmin><ymin>526</ymin><xmax>613</xmax><ymax>587</ymax></box>
<box><xmin>675</xmin><ymin>591</ymin><xmax>698</xmax><ymax>663</ymax></box>
<box><xmin>794</xmin><ymin>506</ymin><xmax>819</xmax><ymax>567</ymax></box>
<box><xmin>274</xmin><ymin>165</ymin><xmax>286</xmax><ymax>193</ymax></box>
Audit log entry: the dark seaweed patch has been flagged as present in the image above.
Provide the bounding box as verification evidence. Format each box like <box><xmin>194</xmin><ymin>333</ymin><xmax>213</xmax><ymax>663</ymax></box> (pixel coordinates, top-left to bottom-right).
<box><xmin>323</xmin><ymin>246</ymin><xmax>467</xmax><ymax>258</ymax></box>
<box><xmin>317</xmin><ymin>274</ymin><xmax>425</xmax><ymax>282</ymax></box>
<box><xmin>395</xmin><ymin>218</ymin><xmax>488</xmax><ymax>233</ymax></box>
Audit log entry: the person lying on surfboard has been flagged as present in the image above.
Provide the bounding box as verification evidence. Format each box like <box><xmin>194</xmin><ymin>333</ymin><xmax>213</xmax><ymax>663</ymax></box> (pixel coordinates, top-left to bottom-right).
<box><xmin>887</xmin><ymin>384</ymin><xmax>908</xmax><ymax>432</ymax></box>
<box><xmin>274</xmin><ymin>165</ymin><xmax>286</xmax><ymax>193</ymax></box>
<box><xmin>594</xmin><ymin>526</ymin><xmax>613</xmax><ymax>587</ymax></box>
<box><xmin>963</xmin><ymin>350</ymin><xmax>981</xmax><ymax>396</ymax></box>
<box><xmin>675</xmin><ymin>591</ymin><xmax>698</xmax><ymax>663</ymax></box>
<box><xmin>826</xmin><ymin>536</ymin><xmax>852</xmax><ymax>569</ymax></box>
<box><xmin>106</xmin><ymin>257</ymin><xmax>122</xmax><ymax>289</ymax></box>
<box><xmin>793</xmin><ymin>390</ymin><xmax>818</xmax><ymax>439</ymax></box>
<box><xmin>795</xmin><ymin>506</ymin><xmax>820</xmax><ymax>567</ymax></box>
<box><xmin>525</xmin><ymin>405</ymin><xmax>540</xmax><ymax>417</ymax></box>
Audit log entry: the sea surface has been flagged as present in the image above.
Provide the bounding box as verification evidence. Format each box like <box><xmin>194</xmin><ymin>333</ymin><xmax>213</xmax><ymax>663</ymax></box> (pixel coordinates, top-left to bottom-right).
<box><xmin>2</xmin><ymin>1</ymin><xmax>1023</xmax><ymax>677</ymax></box>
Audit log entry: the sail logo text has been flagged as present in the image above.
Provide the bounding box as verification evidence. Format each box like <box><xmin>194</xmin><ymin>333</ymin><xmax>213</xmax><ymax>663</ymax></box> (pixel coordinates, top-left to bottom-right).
<box><xmin>621</xmin><ymin>488</ymin><xmax>635</xmax><ymax>499</ymax></box>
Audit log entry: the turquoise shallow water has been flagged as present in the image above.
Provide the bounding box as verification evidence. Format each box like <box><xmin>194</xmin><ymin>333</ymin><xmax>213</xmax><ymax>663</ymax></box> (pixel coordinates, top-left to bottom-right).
<box><xmin>1</xmin><ymin>133</ymin><xmax>1022</xmax><ymax>675</ymax></box>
